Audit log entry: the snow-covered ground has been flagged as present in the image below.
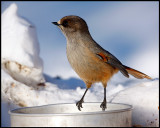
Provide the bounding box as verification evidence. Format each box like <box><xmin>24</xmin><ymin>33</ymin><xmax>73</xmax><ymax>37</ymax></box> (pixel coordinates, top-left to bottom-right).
<box><xmin>2</xmin><ymin>69</ymin><xmax>159</xmax><ymax>127</ymax></box>
<box><xmin>1</xmin><ymin>3</ymin><xmax>159</xmax><ymax>127</ymax></box>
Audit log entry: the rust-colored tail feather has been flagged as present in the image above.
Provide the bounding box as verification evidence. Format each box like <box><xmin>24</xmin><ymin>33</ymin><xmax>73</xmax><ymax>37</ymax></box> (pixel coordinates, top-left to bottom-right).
<box><xmin>124</xmin><ymin>65</ymin><xmax>152</xmax><ymax>79</ymax></box>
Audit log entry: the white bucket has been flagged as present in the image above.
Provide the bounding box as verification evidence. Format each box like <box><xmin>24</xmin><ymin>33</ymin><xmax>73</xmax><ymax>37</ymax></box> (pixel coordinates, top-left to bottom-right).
<box><xmin>9</xmin><ymin>102</ymin><xmax>133</xmax><ymax>127</ymax></box>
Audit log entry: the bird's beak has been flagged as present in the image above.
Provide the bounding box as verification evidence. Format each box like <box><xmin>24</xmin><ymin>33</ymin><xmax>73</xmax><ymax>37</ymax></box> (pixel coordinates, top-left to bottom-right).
<box><xmin>52</xmin><ymin>22</ymin><xmax>61</xmax><ymax>26</ymax></box>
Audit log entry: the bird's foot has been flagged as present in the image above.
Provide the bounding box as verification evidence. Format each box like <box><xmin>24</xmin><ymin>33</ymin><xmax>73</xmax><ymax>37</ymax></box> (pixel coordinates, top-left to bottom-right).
<box><xmin>100</xmin><ymin>99</ymin><xmax>107</xmax><ymax>111</ymax></box>
<box><xmin>76</xmin><ymin>99</ymin><xmax>84</xmax><ymax>111</ymax></box>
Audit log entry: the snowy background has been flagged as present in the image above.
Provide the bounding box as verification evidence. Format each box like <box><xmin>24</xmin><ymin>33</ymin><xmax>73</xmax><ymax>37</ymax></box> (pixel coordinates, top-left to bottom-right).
<box><xmin>1</xmin><ymin>1</ymin><xmax>159</xmax><ymax>127</ymax></box>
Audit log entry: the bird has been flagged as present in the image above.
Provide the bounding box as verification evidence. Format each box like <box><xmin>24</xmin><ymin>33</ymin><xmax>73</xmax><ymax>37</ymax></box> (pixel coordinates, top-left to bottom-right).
<box><xmin>52</xmin><ymin>15</ymin><xmax>152</xmax><ymax>111</ymax></box>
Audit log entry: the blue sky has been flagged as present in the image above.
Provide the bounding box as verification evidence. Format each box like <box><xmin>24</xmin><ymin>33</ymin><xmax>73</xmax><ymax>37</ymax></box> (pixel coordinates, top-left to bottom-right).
<box><xmin>2</xmin><ymin>1</ymin><xmax>159</xmax><ymax>79</ymax></box>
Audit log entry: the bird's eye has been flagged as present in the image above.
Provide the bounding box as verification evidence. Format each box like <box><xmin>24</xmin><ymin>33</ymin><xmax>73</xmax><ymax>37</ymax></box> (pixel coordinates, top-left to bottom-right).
<box><xmin>62</xmin><ymin>20</ymin><xmax>68</xmax><ymax>27</ymax></box>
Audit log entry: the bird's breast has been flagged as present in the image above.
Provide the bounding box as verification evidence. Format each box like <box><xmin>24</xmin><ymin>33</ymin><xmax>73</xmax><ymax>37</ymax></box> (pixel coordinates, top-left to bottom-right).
<box><xmin>66</xmin><ymin>40</ymin><xmax>118</xmax><ymax>83</ymax></box>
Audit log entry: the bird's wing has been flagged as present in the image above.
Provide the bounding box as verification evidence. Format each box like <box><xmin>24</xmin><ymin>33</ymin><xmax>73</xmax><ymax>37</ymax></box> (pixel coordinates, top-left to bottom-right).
<box><xmin>85</xmin><ymin>39</ymin><xmax>129</xmax><ymax>78</ymax></box>
<box><xmin>95</xmin><ymin>50</ymin><xmax>129</xmax><ymax>78</ymax></box>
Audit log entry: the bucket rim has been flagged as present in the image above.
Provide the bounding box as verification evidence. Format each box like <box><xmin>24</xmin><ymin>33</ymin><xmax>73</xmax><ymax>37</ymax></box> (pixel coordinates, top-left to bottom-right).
<box><xmin>9</xmin><ymin>102</ymin><xmax>133</xmax><ymax>116</ymax></box>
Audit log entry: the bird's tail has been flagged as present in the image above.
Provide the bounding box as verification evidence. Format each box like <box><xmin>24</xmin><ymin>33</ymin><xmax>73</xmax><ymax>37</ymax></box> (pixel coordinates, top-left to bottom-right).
<box><xmin>124</xmin><ymin>65</ymin><xmax>152</xmax><ymax>79</ymax></box>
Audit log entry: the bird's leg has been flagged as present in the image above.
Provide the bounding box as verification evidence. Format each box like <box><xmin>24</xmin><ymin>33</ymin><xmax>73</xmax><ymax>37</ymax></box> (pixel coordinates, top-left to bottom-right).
<box><xmin>76</xmin><ymin>88</ymin><xmax>89</xmax><ymax>111</ymax></box>
<box><xmin>100</xmin><ymin>87</ymin><xmax>107</xmax><ymax>111</ymax></box>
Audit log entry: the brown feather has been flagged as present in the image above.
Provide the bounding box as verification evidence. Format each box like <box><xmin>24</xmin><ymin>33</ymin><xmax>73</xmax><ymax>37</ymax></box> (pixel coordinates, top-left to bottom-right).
<box><xmin>124</xmin><ymin>65</ymin><xmax>152</xmax><ymax>79</ymax></box>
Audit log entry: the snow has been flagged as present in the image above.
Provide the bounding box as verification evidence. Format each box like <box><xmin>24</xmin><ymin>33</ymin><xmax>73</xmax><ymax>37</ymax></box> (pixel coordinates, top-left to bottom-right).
<box><xmin>2</xmin><ymin>70</ymin><xmax>126</xmax><ymax>107</ymax></box>
<box><xmin>1</xmin><ymin>3</ymin><xmax>159</xmax><ymax>127</ymax></box>
<box><xmin>110</xmin><ymin>80</ymin><xmax>159</xmax><ymax>127</ymax></box>
<box><xmin>2</xmin><ymin>3</ymin><xmax>45</xmax><ymax>87</ymax></box>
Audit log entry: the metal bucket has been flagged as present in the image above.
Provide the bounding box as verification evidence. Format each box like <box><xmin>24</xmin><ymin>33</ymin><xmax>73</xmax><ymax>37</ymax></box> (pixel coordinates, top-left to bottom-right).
<box><xmin>9</xmin><ymin>102</ymin><xmax>133</xmax><ymax>127</ymax></box>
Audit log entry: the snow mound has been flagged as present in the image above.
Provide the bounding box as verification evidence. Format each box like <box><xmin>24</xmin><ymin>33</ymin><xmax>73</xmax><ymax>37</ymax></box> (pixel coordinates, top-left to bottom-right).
<box><xmin>110</xmin><ymin>79</ymin><xmax>159</xmax><ymax>127</ymax></box>
<box><xmin>2</xmin><ymin>3</ymin><xmax>45</xmax><ymax>87</ymax></box>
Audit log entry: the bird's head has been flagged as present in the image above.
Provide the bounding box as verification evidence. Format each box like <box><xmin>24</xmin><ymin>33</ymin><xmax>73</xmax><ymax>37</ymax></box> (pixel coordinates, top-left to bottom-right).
<box><xmin>52</xmin><ymin>15</ymin><xmax>89</xmax><ymax>38</ymax></box>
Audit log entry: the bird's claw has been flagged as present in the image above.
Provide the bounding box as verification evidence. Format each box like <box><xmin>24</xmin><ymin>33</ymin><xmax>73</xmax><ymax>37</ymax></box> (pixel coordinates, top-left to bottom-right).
<box><xmin>100</xmin><ymin>100</ymin><xmax>107</xmax><ymax>111</ymax></box>
<box><xmin>76</xmin><ymin>100</ymin><xmax>84</xmax><ymax>111</ymax></box>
